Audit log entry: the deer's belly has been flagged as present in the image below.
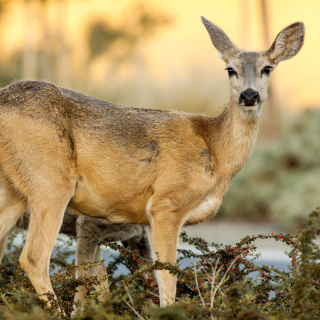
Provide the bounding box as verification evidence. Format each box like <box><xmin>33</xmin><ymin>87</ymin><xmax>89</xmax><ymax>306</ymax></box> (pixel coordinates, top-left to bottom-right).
<box><xmin>69</xmin><ymin>176</ymin><xmax>152</xmax><ymax>225</ymax></box>
<box><xmin>183</xmin><ymin>194</ymin><xmax>221</xmax><ymax>226</ymax></box>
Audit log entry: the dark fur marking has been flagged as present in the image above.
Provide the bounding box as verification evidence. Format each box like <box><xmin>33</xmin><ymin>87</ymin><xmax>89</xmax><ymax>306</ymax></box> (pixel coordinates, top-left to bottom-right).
<box><xmin>140</xmin><ymin>158</ymin><xmax>152</xmax><ymax>164</ymax></box>
<box><xmin>190</xmin><ymin>116</ymin><xmax>210</xmax><ymax>143</ymax></box>
<box><xmin>200</xmin><ymin>149</ymin><xmax>214</xmax><ymax>174</ymax></box>
<box><xmin>140</xmin><ymin>140</ymin><xmax>159</xmax><ymax>164</ymax></box>
<box><xmin>143</xmin><ymin>140</ymin><xmax>158</xmax><ymax>153</ymax></box>
<box><xmin>27</xmin><ymin>255</ymin><xmax>36</xmax><ymax>267</ymax></box>
<box><xmin>238</xmin><ymin>51</ymin><xmax>259</xmax><ymax>60</ymax></box>
<box><xmin>239</xmin><ymin>52</ymin><xmax>259</xmax><ymax>77</ymax></box>
<box><xmin>199</xmin><ymin>149</ymin><xmax>211</xmax><ymax>159</ymax></box>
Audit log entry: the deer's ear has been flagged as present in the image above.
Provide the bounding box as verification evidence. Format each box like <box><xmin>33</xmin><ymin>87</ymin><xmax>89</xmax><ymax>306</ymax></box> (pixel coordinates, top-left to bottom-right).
<box><xmin>201</xmin><ymin>16</ymin><xmax>240</xmax><ymax>60</ymax></box>
<box><xmin>267</xmin><ymin>22</ymin><xmax>305</xmax><ymax>63</ymax></box>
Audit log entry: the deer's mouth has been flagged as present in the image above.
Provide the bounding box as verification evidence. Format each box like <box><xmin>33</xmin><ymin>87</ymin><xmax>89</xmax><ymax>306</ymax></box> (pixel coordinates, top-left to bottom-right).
<box><xmin>243</xmin><ymin>100</ymin><xmax>256</xmax><ymax>107</ymax></box>
<box><xmin>240</xmin><ymin>100</ymin><xmax>259</xmax><ymax>112</ymax></box>
<box><xmin>242</xmin><ymin>101</ymin><xmax>259</xmax><ymax>111</ymax></box>
<box><xmin>239</xmin><ymin>89</ymin><xmax>260</xmax><ymax>108</ymax></box>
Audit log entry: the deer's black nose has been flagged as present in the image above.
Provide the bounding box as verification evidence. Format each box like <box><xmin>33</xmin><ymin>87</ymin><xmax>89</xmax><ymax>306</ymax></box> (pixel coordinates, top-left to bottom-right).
<box><xmin>240</xmin><ymin>89</ymin><xmax>260</xmax><ymax>106</ymax></box>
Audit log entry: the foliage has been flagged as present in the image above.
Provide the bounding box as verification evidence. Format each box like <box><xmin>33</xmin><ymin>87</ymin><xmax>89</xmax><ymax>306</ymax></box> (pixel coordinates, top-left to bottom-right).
<box><xmin>87</xmin><ymin>2</ymin><xmax>171</xmax><ymax>61</ymax></box>
<box><xmin>220</xmin><ymin>108</ymin><xmax>320</xmax><ymax>230</ymax></box>
<box><xmin>0</xmin><ymin>209</ymin><xmax>320</xmax><ymax>319</ymax></box>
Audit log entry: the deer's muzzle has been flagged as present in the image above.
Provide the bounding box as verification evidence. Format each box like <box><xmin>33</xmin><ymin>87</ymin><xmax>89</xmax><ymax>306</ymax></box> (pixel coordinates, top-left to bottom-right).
<box><xmin>239</xmin><ymin>89</ymin><xmax>260</xmax><ymax>107</ymax></box>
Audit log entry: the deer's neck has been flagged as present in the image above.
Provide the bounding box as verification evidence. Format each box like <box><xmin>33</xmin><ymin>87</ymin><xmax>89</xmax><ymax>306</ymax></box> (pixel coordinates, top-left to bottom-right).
<box><xmin>208</xmin><ymin>103</ymin><xmax>260</xmax><ymax>181</ymax></box>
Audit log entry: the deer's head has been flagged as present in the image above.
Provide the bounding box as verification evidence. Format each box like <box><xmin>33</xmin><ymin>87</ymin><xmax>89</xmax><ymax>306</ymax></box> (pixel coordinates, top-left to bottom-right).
<box><xmin>201</xmin><ymin>17</ymin><xmax>305</xmax><ymax>114</ymax></box>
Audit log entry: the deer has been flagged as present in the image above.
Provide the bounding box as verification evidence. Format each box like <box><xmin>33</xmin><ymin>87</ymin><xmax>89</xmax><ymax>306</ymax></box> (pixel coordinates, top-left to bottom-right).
<box><xmin>10</xmin><ymin>212</ymin><xmax>150</xmax><ymax>314</ymax></box>
<box><xmin>0</xmin><ymin>16</ymin><xmax>304</xmax><ymax>309</ymax></box>
<box><xmin>72</xmin><ymin>216</ymin><xmax>150</xmax><ymax>314</ymax></box>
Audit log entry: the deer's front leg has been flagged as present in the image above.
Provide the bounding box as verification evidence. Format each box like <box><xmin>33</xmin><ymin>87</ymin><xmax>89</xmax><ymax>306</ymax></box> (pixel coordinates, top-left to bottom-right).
<box><xmin>147</xmin><ymin>198</ymin><xmax>183</xmax><ymax>306</ymax></box>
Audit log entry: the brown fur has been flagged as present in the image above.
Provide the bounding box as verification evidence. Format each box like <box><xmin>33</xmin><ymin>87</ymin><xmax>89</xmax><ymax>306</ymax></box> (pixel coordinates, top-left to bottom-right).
<box><xmin>0</xmin><ymin>17</ymin><xmax>304</xmax><ymax>308</ymax></box>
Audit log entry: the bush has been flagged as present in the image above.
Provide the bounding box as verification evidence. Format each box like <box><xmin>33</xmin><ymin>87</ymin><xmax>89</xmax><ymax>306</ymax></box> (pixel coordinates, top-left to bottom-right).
<box><xmin>1</xmin><ymin>209</ymin><xmax>320</xmax><ymax>319</ymax></box>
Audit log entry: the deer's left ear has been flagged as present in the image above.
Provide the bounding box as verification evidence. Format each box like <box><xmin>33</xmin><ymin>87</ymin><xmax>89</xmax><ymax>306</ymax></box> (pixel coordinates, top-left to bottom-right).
<box><xmin>267</xmin><ymin>22</ymin><xmax>305</xmax><ymax>63</ymax></box>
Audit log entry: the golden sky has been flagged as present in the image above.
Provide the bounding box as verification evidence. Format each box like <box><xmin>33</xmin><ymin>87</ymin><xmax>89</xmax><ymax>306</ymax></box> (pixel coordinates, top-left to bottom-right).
<box><xmin>1</xmin><ymin>0</ymin><xmax>319</xmax><ymax>112</ymax></box>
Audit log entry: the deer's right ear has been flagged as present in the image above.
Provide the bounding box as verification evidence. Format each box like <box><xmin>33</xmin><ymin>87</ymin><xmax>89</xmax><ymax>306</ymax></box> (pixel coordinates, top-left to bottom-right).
<box><xmin>267</xmin><ymin>22</ymin><xmax>305</xmax><ymax>63</ymax></box>
<box><xmin>201</xmin><ymin>16</ymin><xmax>240</xmax><ymax>60</ymax></box>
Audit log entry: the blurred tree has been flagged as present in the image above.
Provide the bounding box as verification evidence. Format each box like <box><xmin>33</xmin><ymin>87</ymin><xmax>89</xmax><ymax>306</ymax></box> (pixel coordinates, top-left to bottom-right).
<box><xmin>22</xmin><ymin>0</ymin><xmax>71</xmax><ymax>84</ymax></box>
<box><xmin>88</xmin><ymin>22</ymin><xmax>125</xmax><ymax>59</ymax></box>
<box><xmin>38</xmin><ymin>0</ymin><xmax>52</xmax><ymax>81</ymax></box>
<box><xmin>0</xmin><ymin>0</ymin><xmax>8</xmax><ymax>15</ymax></box>
<box><xmin>0</xmin><ymin>0</ymin><xmax>171</xmax><ymax>94</ymax></box>
<box><xmin>0</xmin><ymin>0</ymin><xmax>23</xmax><ymax>86</ymax></box>
<box><xmin>23</xmin><ymin>0</ymin><xmax>37</xmax><ymax>80</ymax></box>
<box><xmin>55</xmin><ymin>0</ymin><xmax>70</xmax><ymax>87</ymax></box>
<box><xmin>87</xmin><ymin>2</ymin><xmax>172</xmax><ymax>68</ymax></box>
<box><xmin>260</xmin><ymin>0</ymin><xmax>281</xmax><ymax>141</ymax></box>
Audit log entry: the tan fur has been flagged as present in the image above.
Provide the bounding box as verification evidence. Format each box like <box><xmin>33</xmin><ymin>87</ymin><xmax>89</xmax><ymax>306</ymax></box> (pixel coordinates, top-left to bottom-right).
<box><xmin>0</xmin><ymin>17</ymin><xmax>304</xmax><ymax>308</ymax></box>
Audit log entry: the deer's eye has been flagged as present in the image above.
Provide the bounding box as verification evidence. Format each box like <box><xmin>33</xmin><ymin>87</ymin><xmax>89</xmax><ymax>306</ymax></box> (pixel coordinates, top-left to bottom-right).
<box><xmin>262</xmin><ymin>66</ymin><xmax>273</xmax><ymax>75</ymax></box>
<box><xmin>225</xmin><ymin>67</ymin><xmax>237</xmax><ymax>77</ymax></box>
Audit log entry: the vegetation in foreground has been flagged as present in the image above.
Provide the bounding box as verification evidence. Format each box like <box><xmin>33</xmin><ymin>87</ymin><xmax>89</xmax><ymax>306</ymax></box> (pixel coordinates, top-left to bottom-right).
<box><xmin>0</xmin><ymin>209</ymin><xmax>319</xmax><ymax>319</ymax></box>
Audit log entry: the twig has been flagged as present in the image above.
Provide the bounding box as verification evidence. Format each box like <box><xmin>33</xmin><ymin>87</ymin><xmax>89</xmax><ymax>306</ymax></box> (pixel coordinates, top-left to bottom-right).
<box><xmin>270</xmin><ymin>269</ymin><xmax>287</xmax><ymax>278</ymax></box>
<box><xmin>209</xmin><ymin>257</ymin><xmax>220</xmax><ymax>320</ymax></box>
<box><xmin>288</xmin><ymin>297</ymin><xmax>295</xmax><ymax>318</ymax></box>
<box><xmin>146</xmin><ymin>290</ymin><xmax>158</xmax><ymax>297</ymax></box>
<box><xmin>0</xmin><ymin>293</ymin><xmax>13</xmax><ymax>310</ymax></box>
<box><xmin>211</xmin><ymin>254</ymin><xmax>243</xmax><ymax>304</ymax></box>
<box><xmin>122</xmin><ymin>281</ymin><xmax>133</xmax><ymax>305</ymax></box>
<box><xmin>124</xmin><ymin>300</ymin><xmax>146</xmax><ymax>320</ymax></box>
<box><xmin>202</xmin><ymin>266</ymin><xmax>225</xmax><ymax>298</ymax></box>
<box><xmin>194</xmin><ymin>264</ymin><xmax>206</xmax><ymax>307</ymax></box>
<box><xmin>210</xmin><ymin>257</ymin><xmax>220</xmax><ymax>308</ymax></box>
<box><xmin>146</xmin><ymin>289</ymin><xmax>187</xmax><ymax>303</ymax></box>
<box><xmin>210</xmin><ymin>264</ymin><xmax>224</xmax><ymax>307</ymax></box>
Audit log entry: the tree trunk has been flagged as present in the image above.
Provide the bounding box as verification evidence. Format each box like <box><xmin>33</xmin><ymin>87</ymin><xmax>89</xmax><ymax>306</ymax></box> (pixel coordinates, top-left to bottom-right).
<box><xmin>260</xmin><ymin>0</ymin><xmax>281</xmax><ymax>141</ymax></box>
<box><xmin>23</xmin><ymin>0</ymin><xmax>37</xmax><ymax>80</ymax></box>
<box><xmin>55</xmin><ymin>0</ymin><xmax>70</xmax><ymax>87</ymax></box>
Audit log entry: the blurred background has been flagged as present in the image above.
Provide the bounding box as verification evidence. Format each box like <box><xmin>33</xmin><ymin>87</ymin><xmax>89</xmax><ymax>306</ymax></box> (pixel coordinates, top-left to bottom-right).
<box><xmin>0</xmin><ymin>0</ymin><xmax>319</xmax><ymax>234</ymax></box>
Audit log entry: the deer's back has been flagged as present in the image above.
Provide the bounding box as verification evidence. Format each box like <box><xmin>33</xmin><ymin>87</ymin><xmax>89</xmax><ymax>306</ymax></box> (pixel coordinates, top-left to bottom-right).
<box><xmin>0</xmin><ymin>80</ymin><xmax>216</xmax><ymax>225</ymax></box>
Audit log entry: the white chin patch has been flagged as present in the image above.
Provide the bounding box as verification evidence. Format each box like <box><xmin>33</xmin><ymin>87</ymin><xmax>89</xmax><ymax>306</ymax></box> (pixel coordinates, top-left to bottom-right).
<box><xmin>242</xmin><ymin>105</ymin><xmax>257</xmax><ymax>112</ymax></box>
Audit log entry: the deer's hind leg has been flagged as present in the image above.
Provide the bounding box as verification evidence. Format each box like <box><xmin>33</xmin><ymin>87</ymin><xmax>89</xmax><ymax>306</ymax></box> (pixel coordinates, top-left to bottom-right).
<box><xmin>72</xmin><ymin>216</ymin><xmax>109</xmax><ymax>316</ymax></box>
<box><xmin>0</xmin><ymin>105</ymin><xmax>78</xmax><ymax>300</ymax></box>
<box><xmin>0</xmin><ymin>172</ymin><xmax>27</xmax><ymax>263</ymax></box>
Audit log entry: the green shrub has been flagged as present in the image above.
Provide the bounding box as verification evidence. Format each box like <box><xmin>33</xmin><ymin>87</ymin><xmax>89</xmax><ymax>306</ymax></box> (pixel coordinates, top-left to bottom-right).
<box><xmin>1</xmin><ymin>209</ymin><xmax>320</xmax><ymax>319</ymax></box>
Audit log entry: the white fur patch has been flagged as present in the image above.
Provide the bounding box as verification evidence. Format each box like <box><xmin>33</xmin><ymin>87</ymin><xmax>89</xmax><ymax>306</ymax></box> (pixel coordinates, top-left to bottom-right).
<box><xmin>184</xmin><ymin>195</ymin><xmax>221</xmax><ymax>225</ymax></box>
